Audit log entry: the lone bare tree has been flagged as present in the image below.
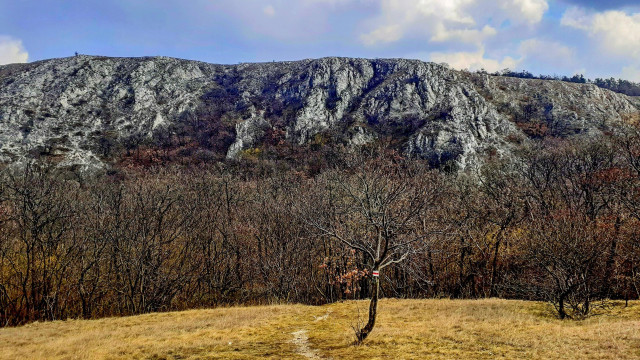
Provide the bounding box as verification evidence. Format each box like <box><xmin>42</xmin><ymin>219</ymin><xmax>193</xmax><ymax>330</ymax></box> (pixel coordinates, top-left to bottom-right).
<box><xmin>305</xmin><ymin>153</ymin><xmax>442</xmax><ymax>343</ymax></box>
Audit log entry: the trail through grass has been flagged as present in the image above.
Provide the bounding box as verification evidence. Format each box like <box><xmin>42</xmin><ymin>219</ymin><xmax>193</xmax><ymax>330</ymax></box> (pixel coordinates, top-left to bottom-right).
<box><xmin>1</xmin><ymin>299</ymin><xmax>639</xmax><ymax>359</ymax></box>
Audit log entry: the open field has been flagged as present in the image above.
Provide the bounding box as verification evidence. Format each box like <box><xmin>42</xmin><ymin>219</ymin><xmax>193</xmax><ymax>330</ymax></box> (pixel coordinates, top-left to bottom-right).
<box><xmin>0</xmin><ymin>299</ymin><xmax>639</xmax><ymax>360</ymax></box>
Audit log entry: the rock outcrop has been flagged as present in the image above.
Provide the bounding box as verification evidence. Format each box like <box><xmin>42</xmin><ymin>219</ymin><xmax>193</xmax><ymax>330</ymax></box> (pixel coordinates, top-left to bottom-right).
<box><xmin>0</xmin><ymin>56</ymin><xmax>638</xmax><ymax>169</ymax></box>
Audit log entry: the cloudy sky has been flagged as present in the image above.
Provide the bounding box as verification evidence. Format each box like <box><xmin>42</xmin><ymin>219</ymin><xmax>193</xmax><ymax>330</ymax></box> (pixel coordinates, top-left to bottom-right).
<box><xmin>1</xmin><ymin>0</ymin><xmax>640</xmax><ymax>80</ymax></box>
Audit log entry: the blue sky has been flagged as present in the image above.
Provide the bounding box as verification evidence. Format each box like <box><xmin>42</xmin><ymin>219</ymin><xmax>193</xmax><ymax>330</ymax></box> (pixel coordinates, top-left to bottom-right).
<box><xmin>2</xmin><ymin>0</ymin><xmax>640</xmax><ymax>80</ymax></box>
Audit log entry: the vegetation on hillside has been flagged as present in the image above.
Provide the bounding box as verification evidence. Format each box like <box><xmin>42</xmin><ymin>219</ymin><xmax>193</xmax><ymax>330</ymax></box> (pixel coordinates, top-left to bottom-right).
<box><xmin>1</xmin><ymin>127</ymin><xmax>640</xmax><ymax>329</ymax></box>
<box><xmin>486</xmin><ymin>68</ymin><xmax>640</xmax><ymax>97</ymax></box>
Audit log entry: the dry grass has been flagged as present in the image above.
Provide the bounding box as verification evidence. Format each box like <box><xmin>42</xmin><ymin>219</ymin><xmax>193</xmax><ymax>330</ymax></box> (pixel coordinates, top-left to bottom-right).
<box><xmin>1</xmin><ymin>299</ymin><xmax>639</xmax><ymax>359</ymax></box>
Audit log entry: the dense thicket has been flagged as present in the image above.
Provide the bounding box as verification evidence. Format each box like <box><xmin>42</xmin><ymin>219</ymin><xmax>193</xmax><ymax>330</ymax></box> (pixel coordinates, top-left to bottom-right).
<box><xmin>1</xmin><ymin>130</ymin><xmax>640</xmax><ymax>327</ymax></box>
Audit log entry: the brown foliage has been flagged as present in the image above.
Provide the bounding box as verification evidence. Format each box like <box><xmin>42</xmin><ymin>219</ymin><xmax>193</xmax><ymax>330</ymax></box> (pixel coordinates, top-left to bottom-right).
<box><xmin>1</xmin><ymin>132</ymin><xmax>640</xmax><ymax>327</ymax></box>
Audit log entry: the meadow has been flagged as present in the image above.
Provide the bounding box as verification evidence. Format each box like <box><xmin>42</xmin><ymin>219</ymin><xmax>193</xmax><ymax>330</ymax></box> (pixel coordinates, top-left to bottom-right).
<box><xmin>1</xmin><ymin>299</ymin><xmax>638</xmax><ymax>360</ymax></box>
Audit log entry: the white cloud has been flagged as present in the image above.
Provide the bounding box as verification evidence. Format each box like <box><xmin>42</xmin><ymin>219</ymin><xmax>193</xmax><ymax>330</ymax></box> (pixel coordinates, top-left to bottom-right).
<box><xmin>430</xmin><ymin>24</ymin><xmax>497</xmax><ymax>43</ymax></box>
<box><xmin>360</xmin><ymin>0</ymin><xmax>478</xmax><ymax>46</ymax></box>
<box><xmin>304</xmin><ymin>0</ymin><xmax>359</xmax><ymax>4</ymax></box>
<box><xmin>430</xmin><ymin>47</ymin><xmax>520</xmax><ymax>72</ymax></box>
<box><xmin>560</xmin><ymin>7</ymin><xmax>640</xmax><ymax>80</ymax></box>
<box><xmin>361</xmin><ymin>24</ymin><xmax>403</xmax><ymax>45</ymax></box>
<box><xmin>429</xmin><ymin>37</ymin><xmax>575</xmax><ymax>73</ymax></box>
<box><xmin>0</xmin><ymin>36</ymin><xmax>28</xmax><ymax>65</ymax></box>
<box><xmin>359</xmin><ymin>0</ymin><xmax>548</xmax><ymax>47</ymax></box>
<box><xmin>562</xmin><ymin>8</ymin><xmax>640</xmax><ymax>59</ymax></box>
<box><xmin>263</xmin><ymin>5</ymin><xmax>276</xmax><ymax>16</ymax></box>
<box><xmin>591</xmin><ymin>11</ymin><xmax>640</xmax><ymax>58</ymax></box>
<box><xmin>499</xmin><ymin>0</ymin><xmax>549</xmax><ymax>25</ymax></box>
<box><xmin>519</xmin><ymin>38</ymin><xmax>576</xmax><ymax>69</ymax></box>
<box><xmin>210</xmin><ymin>0</ymin><xmax>355</xmax><ymax>41</ymax></box>
<box><xmin>560</xmin><ymin>6</ymin><xmax>591</xmax><ymax>30</ymax></box>
<box><xmin>621</xmin><ymin>66</ymin><xmax>640</xmax><ymax>82</ymax></box>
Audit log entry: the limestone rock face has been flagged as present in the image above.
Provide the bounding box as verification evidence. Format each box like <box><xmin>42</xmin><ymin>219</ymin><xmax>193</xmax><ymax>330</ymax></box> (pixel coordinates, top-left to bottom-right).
<box><xmin>0</xmin><ymin>56</ymin><xmax>219</xmax><ymax>167</ymax></box>
<box><xmin>0</xmin><ymin>56</ymin><xmax>638</xmax><ymax>169</ymax></box>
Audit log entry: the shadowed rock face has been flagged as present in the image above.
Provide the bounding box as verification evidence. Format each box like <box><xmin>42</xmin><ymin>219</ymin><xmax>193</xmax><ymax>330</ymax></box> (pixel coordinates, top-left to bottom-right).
<box><xmin>1</xmin><ymin>55</ymin><xmax>638</xmax><ymax>169</ymax></box>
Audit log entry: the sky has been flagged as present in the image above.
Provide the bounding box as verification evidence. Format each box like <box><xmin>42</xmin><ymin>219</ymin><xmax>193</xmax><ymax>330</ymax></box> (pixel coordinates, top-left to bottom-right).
<box><xmin>2</xmin><ymin>0</ymin><xmax>640</xmax><ymax>80</ymax></box>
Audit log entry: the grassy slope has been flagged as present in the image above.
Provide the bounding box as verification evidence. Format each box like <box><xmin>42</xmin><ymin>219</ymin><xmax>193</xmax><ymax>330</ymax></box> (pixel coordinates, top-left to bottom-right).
<box><xmin>0</xmin><ymin>299</ymin><xmax>639</xmax><ymax>360</ymax></box>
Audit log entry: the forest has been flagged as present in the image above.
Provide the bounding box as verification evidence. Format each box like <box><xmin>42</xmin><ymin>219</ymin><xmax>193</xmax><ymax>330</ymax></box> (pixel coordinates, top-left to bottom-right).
<box><xmin>1</xmin><ymin>128</ymin><xmax>639</xmax><ymax>328</ymax></box>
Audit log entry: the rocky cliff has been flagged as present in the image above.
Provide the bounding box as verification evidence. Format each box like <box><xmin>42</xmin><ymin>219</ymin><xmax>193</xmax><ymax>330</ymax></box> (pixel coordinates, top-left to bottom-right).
<box><xmin>1</xmin><ymin>55</ymin><xmax>638</xmax><ymax>169</ymax></box>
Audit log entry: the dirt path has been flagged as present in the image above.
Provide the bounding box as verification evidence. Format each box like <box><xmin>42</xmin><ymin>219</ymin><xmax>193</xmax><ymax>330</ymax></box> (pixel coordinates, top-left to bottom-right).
<box><xmin>290</xmin><ymin>329</ymin><xmax>321</xmax><ymax>359</ymax></box>
<box><xmin>313</xmin><ymin>310</ymin><xmax>332</xmax><ymax>322</ymax></box>
<box><xmin>291</xmin><ymin>310</ymin><xmax>332</xmax><ymax>359</ymax></box>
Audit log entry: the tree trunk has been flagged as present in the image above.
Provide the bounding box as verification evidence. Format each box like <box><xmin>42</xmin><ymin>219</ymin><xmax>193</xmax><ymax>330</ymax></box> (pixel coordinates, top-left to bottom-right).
<box><xmin>489</xmin><ymin>229</ymin><xmax>504</xmax><ymax>298</ymax></box>
<box><xmin>602</xmin><ymin>216</ymin><xmax>620</xmax><ymax>297</ymax></box>
<box><xmin>456</xmin><ymin>235</ymin><xmax>467</xmax><ymax>298</ymax></box>
<box><xmin>558</xmin><ymin>295</ymin><xmax>567</xmax><ymax>320</ymax></box>
<box><xmin>582</xmin><ymin>298</ymin><xmax>590</xmax><ymax>317</ymax></box>
<box><xmin>625</xmin><ymin>293</ymin><xmax>629</xmax><ymax>308</ymax></box>
<box><xmin>356</xmin><ymin>273</ymin><xmax>379</xmax><ymax>344</ymax></box>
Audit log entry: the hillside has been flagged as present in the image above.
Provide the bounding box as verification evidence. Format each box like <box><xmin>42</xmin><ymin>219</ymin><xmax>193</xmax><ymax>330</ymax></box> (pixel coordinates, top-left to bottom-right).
<box><xmin>1</xmin><ymin>56</ymin><xmax>639</xmax><ymax>169</ymax></box>
<box><xmin>0</xmin><ymin>299</ymin><xmax>638</xmax><ymax>359</ymax></box>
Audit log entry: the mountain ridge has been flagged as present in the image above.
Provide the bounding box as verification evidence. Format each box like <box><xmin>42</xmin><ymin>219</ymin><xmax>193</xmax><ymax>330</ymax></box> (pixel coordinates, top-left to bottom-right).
<box><xmin>1</xmin><ymin>55</ymin><xmax>638</xmax><ymax>169</ymax></box>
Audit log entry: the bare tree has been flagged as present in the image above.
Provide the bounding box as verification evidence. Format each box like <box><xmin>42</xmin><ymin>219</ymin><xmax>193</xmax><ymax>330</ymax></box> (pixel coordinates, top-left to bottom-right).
<box><xmin>614</xmin><ymin>129</ymin><xmax>640</xmax><ymax>303</ymax></box>
<box><xmin>475</xmin><ymin>159</ymin><xmax>526</xmax><ymax>297</ymax></box>
<box><xmin>516</xmin><ymin>138</ymin><xmax>619</xmax><ymax>318</ymax></box>
<box><xmin>304</xmin><ymin>154</ymin><xmax>443</xmax><ymax>343</ymax></box>
<box><xmin>0</xmin><ymin>162</ymin><xmax>81</xmax><ymax>324</ymax></box>
<box><xmin>191</xmin><ymin>173</ymin><xmax>249</xmax><ymax>304</ymax></box>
